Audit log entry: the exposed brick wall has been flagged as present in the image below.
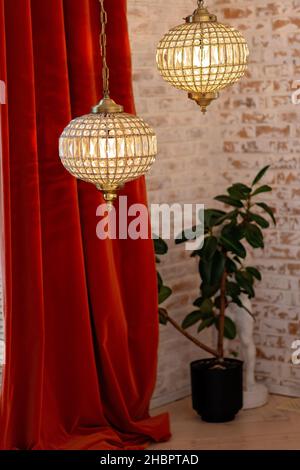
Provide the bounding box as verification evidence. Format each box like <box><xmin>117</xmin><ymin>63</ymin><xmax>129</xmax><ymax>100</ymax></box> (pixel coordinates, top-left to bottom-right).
<box><xmin>128</xmin><ymin>0</ymin><xmax>300</xmax><ymax>405</ymax></box>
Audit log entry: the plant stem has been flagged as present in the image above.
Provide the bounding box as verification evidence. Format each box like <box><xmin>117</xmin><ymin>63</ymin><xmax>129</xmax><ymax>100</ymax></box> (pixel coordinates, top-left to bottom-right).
<box><xmin>218</xmin><ymin>270</ymin><xmax>227</xmax><ymax>359</ymax></box>
<box><xmin>166</xmin><ymin>314</ymin><xmax>218</xmax><ymax>358</ymax></box>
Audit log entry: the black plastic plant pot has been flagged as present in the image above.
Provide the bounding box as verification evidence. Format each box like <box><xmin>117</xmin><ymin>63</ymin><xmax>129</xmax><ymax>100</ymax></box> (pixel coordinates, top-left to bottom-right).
<box><xmin>190</xmin><ymin>358</ymin><xmax>243</xmax><ymax>423</ymax></box>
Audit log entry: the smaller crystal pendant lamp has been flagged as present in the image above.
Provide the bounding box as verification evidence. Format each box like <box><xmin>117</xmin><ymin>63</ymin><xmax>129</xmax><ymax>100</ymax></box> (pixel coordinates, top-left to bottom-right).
<box><xmin>156</xmin><ymin>0</ymin><xmax>249</xmax><ymax>113</ymax></box>
<box><xmin>59</xmin><ymin>0</ymin><xmax>157</xmax><ymax>207</ymax></box>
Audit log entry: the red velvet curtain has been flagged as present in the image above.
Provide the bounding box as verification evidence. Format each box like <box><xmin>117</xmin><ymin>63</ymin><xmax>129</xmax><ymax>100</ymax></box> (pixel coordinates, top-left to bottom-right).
<box><xmin>0</xmin><ymin>0</ymin><xmax>170</xmax><ymax>450</ymax></box>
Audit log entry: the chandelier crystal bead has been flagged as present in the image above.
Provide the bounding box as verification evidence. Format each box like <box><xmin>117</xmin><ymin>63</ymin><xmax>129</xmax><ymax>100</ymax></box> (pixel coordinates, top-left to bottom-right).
<box><xmin>156</xmin><ymin>1</ymin><xmax>249</xmax><ymax>113</ymax></box>
<box><xmin>59</xmin><ymin>112</ymin><xmax>157</xmax><ymax>201</ymax></box>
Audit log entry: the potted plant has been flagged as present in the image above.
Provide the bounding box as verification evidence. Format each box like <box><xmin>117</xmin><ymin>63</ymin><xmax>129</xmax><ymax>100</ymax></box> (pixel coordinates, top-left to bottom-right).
<box><xmin>157</xmin><ymin>166</ymin><xmax>276</xmax><ymax>423</ymax></box>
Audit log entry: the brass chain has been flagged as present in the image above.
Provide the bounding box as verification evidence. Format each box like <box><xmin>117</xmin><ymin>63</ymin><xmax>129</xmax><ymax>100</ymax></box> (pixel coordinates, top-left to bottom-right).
<box><xmin>99</xmin><ymin>0</ymin><xmax>110</xmax><ymax>98</ymax></box>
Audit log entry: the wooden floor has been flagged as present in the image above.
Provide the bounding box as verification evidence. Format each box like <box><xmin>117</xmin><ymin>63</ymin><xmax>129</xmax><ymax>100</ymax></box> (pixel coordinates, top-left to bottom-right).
<box><xmin>150</xmin><ymin>395</ymin><xmax>300</xmax><ymax>450</ymax></box>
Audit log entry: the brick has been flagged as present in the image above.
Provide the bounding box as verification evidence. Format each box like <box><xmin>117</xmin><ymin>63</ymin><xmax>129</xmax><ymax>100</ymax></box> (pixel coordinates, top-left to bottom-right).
<box><xmin>223</xmin><ymin>8</ymin><xmax>253</xmax><ymax>19</ymax></box>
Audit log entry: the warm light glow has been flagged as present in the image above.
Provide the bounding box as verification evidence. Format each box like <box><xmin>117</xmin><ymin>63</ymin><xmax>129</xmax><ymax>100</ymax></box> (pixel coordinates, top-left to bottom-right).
<box><xmin>156</xmin><ymin>22</ymin><xmax>249</xmax><ymax>94</ymax></box>
<box><xmin>59</xmin><ymin>0</ymin><xmax>158</xmax><ymax>206</ymax></box>
<box><xmin>59</xmin><ymin>113</ymin><xmax>157</xmax><ymax>190</ymax></box>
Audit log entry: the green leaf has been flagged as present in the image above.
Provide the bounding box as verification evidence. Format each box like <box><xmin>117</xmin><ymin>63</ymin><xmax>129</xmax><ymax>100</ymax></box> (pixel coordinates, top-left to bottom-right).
<box><xmin>252</xmin><ymin>165</ymin><xmax>270</xmax><ymax>186</ymax></box>
<box><xmin>211</xmin><ymin>251</ymin><xmax>226</xmax><ymax>286</ymax></box>
<box><xmin>256</xmin><ymin>202</ymin><xmax>276</xmax><ymax>226</ymax></box>
<box><xmin>231</xmin><ymin>296</ymin><xmax>243</xmax><ymax>309</ymax></box>
<box><xmin>252</xmin><ymin>185</ymin><xmax>272</xmax><ymax>197</ymax></box>
<box><xmin>202</xmin><ymin>236</ymin><xmax>218</xmax><ymax>260</ymax></box>
<box><xmin>220</xmin><ymin>235</ymin><xmax>247</xmax><ymax>258</ymax></box>
<box><xmin>197</xmin><ymin>316</ymin><xmax>216</xmax><ymax>333</ymax></box>
<box><xmin>215</xmin><ymin>316</ymin><xmax>237</xmax><ymax>340</ymax></box>
<box><xmin>248</xmin><ymin>212</ymin><xmax>270</xmax><ymax>229</ymax></box>
<box><xmin>157</xmin><ymin>272</ymin><xmax>163</xmax><ymax>289</ymax></box>
<box><xmin>214</xmin><ymin>296</ymin><xmax>221</xmax><ymax>309</ymax></box>
<box><xmin>215</xmin><ymin>195</ymin><xmax>244</xmax><ymax>208</ymax></box>
<box><xmin>243</xmin><ymin>270</ymin><xmax>254</xmax><ymax>284</ymax></box>
<box><xmin>193</xmin><ymin>297</ymin><xmax>202</xmax><ymax>307</ymax></box>
<box><xmin>193</xmin><ymin>297</ymin><xmax>203</xmax><ymax>307</ymax></box>
<box><xmin>226</xmin><ymin>258</ymin><xmax>238</xmax><ymax>274</ymax></box>
<box><xmin>175</xmin><ymin>226</ymin><xmax>201</xmax><ymax>244</ymax></box>
<box><xmin>159</xmin><ymin>308</ymin><xmax>168</xmax><ymax>325</ymax></box>
<box><xmin>200</xmin><ymin>250</ymin><xmax>226</xmax><ymax>286</ymax></box>
<box><xmin>214</xmin><ymin>295</ymin><xmax>229</xmax><ymax>310</ymax></box>
<box><xmin>191</xmin><ymin>249</ymin><xmax>201</xmax><ymax>258</ymax></box>
<box><xmin>204</xmin><ymin>209</ymin><xmax>226</xmax><ymax>229</ymax></box>
<box><xmin>154</xmin><ymin>237</ymin><xmax>168</xmax><ymax>255</ymax></box>
<box><xmin>192</xmin><ymin>298</ymin><xmax>214</xmax><ymax>313</ymax></box>
<box><xmin>221</xmin><ymin>222</ymin><xmax>244</xmax><ymax>241</ymax></box>
<box><xmin>228</xmin><ymin>183</ymin><xmax>251</xmax><ymax>200</ymax></box>
<box><xmin>199</xmin><ymin>298</ymin><xmax>214</xmax><ymax>314</ymax></box>
<box><xmin>199</xmin><ymin>259</ymin><xmax>211</xmax><ymax>285</ymax></box>
<box><xmin>224</xmin><ymin>317</ymin><xmax>237</xmax><ymax>340</ymax></box>
<box><xmin>201</xmin><ymin>283</ymin><xmax>219</xmax><ymax>298</ymax></box>
<box><xmin>226</xmin><ymin>281</ymin><xmax>241</xmax><ymax>298</ymax></box>
<box><xmin>246</xmin><ymin>267</ymin><xmax>262</xmax><ymax>281</ymax></box>
<box><xmin>235</xmin><ymin>271</ymin><xmax>255</xmax><ymax>298</ymax></box>
<box><xmin>231</xmin><ymin>297</ymin><xmax>255</xmax><ymax>319</ymax></box>
<box><xmin>182</xmin><ymin>310</ymin><xmax>203</xmax><ymax>329</ymax></box>
<box><xmin>213</xmin><ymin>209</ymin><xmax>239</xmax><ymax>226</ymax></box>
<box><xmin>158</xmin><ymin>285</ymin><xmax>172</xmax><ymax>304</ymax></box>
<box><xmin>244</xmin><ymin>223</ymin><xmax>264</xmax><ymax>249</ymax></box>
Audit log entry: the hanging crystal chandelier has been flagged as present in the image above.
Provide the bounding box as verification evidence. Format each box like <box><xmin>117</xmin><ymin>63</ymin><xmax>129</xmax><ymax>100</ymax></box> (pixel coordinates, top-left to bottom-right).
<box><xmin>156</xmin><ymin>0</ymin><xmax>249</xmax><ymax>113</ymax></box>
<box><xmin>59</xmin><ymin>0</ymin><xmax>157</xmax><ymax>207</ymax></box>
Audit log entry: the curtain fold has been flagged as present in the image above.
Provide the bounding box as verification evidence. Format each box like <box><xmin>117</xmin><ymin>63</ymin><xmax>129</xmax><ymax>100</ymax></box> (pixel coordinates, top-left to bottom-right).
<box><xmin>0</xmin><ymin>0</ymin><xmax>170</xmax><ymax>450</ymax></box>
